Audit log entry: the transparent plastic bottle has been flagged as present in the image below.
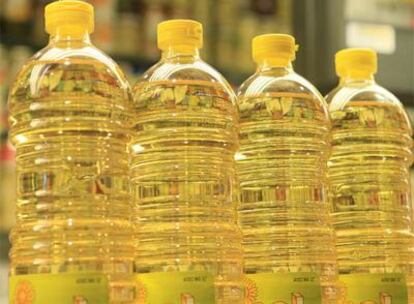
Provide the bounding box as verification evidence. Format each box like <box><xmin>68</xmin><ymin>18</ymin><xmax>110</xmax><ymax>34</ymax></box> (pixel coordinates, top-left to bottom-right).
<box><xmin>236</xmin><ymin>34</ymin><xmax>339</xmax><ymax>303</ymax></box>
<box><xmin>8</xmin><ymin>1</ymin><xmax>135</xmax><ymax>303</ymax></box>
<box><xmin>326</xmin><ymin>48</ymin><xmax>413</xmax><ymax>303</ymax></box>
<box><xmin>131</xmin><ymin>19</ymin><xmax>243</xmax><ymax>304</ymax></box>
<box><xmin>0</xmin><ymin>143</ymin><xmax>16</xmax><ymax>232</ymax></box>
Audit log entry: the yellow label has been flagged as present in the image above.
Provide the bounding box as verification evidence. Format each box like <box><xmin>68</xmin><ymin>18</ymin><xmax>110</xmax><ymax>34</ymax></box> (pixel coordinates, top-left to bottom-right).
<box><xmin>244</xmin><ymin>272</ymin><xmax>322</xmax><ymax>304</ymax></box>
<box><xmin>136</xmin><ymin>271</ymin><xmax>215</xmax><ymax>304</ymax></box>
<box><xmin>340</xmin><ymin>273</ymin><xmax>408</xmax><ymax>304</ymax></box>
<box><xmin>9</xmin><ymin>273</ymin><xmax>108</xmax><ymax>304</ymax></box>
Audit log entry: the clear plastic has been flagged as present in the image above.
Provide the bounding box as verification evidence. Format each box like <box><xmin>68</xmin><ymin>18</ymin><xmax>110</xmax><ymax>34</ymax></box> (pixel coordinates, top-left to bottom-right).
<box><xmin>131</xmin><ymin>48</ymin><xmax>244</xmax><ymax>303</ymax></box>
<box><xmin>8</xmin><ymin>32</ymin><xmax>135</xmax><ymax>302</ymax></box>
<box><xmin>236</xmin><ymin>63</ymin><xmax>339</xmax><ymax>303</ymax></box>
<box><xmin>326</xmin><ymin>76</ymin><xmax>414</xmax><ymax>300</ymax></box>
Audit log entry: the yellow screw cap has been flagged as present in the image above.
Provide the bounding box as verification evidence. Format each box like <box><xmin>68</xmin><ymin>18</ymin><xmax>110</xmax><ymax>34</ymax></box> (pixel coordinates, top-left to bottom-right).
<box><xmin>335</xmin><ymin>48</ymin><xmax>377</xmax><ymax>78</ymax></box>
<box><xmin>252</xmin><ymin>34</ymin><xmax>297</xmax><ymax>66</ymax></box>
<box><xmin>157</xmin><ymin>19</ymin><xmax>203</xmax><ymax>52</ymax></box>
<box><xmin>45</xmin><ymin>0</ymin><xmax>94</xmax><ymax>36</ymax></box>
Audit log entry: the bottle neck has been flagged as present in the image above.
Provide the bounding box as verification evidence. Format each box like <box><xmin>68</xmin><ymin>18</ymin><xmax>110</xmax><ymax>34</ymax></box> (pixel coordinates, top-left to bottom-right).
<box><xmin>48</xmin><ymin>27</ymin><xmax>91</xmax><ymax>47</ymax></box>
<box><xmin>339</xmin><ymin>73</ymin><xmax>375</xmax><ymax>85</ymax></box>
<box><xmin>257</xmin><ymin>58</ymin><xmax>293</xmax><ymax>73</ymax></box>
<box><xmin>161</xmin><ymin>45</ymin><xmax>200</xmax><ymax>62</ymax></box>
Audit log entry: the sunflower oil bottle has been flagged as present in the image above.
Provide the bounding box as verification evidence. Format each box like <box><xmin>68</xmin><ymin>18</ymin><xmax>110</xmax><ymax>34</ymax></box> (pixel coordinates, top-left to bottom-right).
<box><xmin>8</xmin><ymin>1</ymin><xmax>135</xmax><ymax>303</ymax></box>
<box><xmin>131</xmin><ymin>19</ymin><xmax>244</xmax><ymax>304</ymax></box>
<box><xmin>236</xmin><ymin>34</ymin><xmax>339</xmax><ymax>304</ymax></box>
<box><xmin>326</xmin><ymin>48</ymin><xmax>414</xmax><ymax>303</ymax></box>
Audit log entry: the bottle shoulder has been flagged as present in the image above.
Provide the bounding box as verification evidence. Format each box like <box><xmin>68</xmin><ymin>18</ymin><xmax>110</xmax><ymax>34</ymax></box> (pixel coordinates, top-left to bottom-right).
<box><xmin>9</xmin><ymin>43</ymin><xmax>131</xmax><ymax>101</ymax></box>
<box><xmin>326</xmin><ymin>82</ymin><xmax>405</xmax><ymax>111</ymax></box>
<box><xmin>326</xmin><ymin>82</ymin><xmax>412</xmax><ymax>133</ymax></box>
<box><xmin>237</xmin><ymin>70</ymin><xmax>328</xmax><ymax>113</ymax></box>
<box><xmin>239</xmin><ymin>70</ymin><xmax>324</xmax><ymax>99</ymax></box>
<box><xmin>236</xmin><ymin>70</ymin><xmax>330</xmax><ymax>126</ymax></box>
<box><xmin>132</xmin><ymin>59</ymin><xmax>236</xmax><ymax>103</ymax></box>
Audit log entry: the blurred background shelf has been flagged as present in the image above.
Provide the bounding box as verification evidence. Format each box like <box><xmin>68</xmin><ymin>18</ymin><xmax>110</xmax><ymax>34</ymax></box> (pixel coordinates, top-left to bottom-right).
<box><xmin>0</xmin><ymin>232</ymin><xmax>9</xmax><ymax>260</ymax></box>
<box><xmin>0</xmin><ymin>0</ymin><xmax>413</xmax><ymax>302</ymax></box>
<box><xmin>0</xmin><ymin>232</ymin><xmax>9</xmax><ymax>302</ymax></box>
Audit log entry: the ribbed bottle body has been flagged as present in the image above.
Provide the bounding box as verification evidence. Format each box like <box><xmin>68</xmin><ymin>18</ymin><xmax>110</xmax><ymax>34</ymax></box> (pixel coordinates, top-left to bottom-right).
<box><xmin>132</xmin><ymin>78</ymin><xmax>243</xmax><ymax>303</ymax></box>
<box><xmin>9</xmin><ymin>56</ymin><xmax>135</xmax><ymax>302</ymax></box>
<box><xmin>237</xmin><ymin>70</ymin><xmax>339</xmax><ymax>303</ymax></box>
<box><xmin>328</xmin><ymin>95</ymin><xmax>414</xmax><ymax>300</ymax></box>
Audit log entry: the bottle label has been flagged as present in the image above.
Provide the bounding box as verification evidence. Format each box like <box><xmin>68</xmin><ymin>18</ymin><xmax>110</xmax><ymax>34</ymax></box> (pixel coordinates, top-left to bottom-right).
<box><xmin>244</xmin><ymin>272</ymin><xmax>322</xmax><ymax>304</ymax></box>
<box><xmin>135</xmin><ymin>271</ymin><xmax>215</xmax><ymax>304</ymax></box>
<box><xmin>9</xmin><ymin>273</ymin><xmax>109</xmax><ymax>304</ymax></box>
<box><xmin>340</xmin><ymin>273</ymin><xmax>408</xmax><ymax>303</ymax></box>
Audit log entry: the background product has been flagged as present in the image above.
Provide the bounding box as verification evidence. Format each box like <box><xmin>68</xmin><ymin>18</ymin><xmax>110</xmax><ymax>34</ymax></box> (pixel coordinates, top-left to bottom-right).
<box><xmin>236</xmin><ymin>34</ymin><xmax>339</xmax><ymax>304</ymax></box>
<box><xmin>7</xmin><ymin>1</ymin><xmax>135</xmax><ymax>303</ymax></box>
<box><xmin>326</xmin><ymin>48</ymin><xmax>413</xmax><ymax>303</ymax></box>
<box><xmin>131</xmin><ymin>19</ymin><xmax>243</xmax><ymax>304</ymax></box>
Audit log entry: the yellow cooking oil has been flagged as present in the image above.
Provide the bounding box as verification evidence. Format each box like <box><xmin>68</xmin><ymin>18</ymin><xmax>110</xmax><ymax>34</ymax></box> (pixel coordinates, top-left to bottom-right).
<box><xmin>236</xmin><ymin>34</ymin><xmax>339</xmax><ymax>304</ymax></box>
<box><xmin>131</xmin><ymin>20</ymin><xmax>244</xmax><ymax>304</ymax></box>
<box><xmin>8</xmin><ymin>1</ymin><xmax>135</xmax><ymax>303</ymax></box>
<box><xmin>326</xmin><ymin>48</ymin><xmax>413</xmax><ymax>303</ymax></box>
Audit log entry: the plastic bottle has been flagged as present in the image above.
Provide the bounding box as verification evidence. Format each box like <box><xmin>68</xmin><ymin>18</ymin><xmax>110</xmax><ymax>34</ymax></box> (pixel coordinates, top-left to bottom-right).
<box><xmin>131</xmin><ymin>19</ymin><xmax>243</xmax><ymax>304</ymax></box>
<box><xmin>326</xmin><ymin>48</ymin><xmax>413</xmax><ymax>303</ymax></box>
<box><xmin>236</xmin><ymin>34</ymin><xmax>339</xmax><ymax>303</ymax></box>
<box><xmin>8</xmin><ymin>1</ymin><xmax>135</xmax><ymax>302</ymax></box>
<box><xmin>0</xmin><ymin>143</ymin><xmax>16</xmax><ymax>232</ymax></box>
